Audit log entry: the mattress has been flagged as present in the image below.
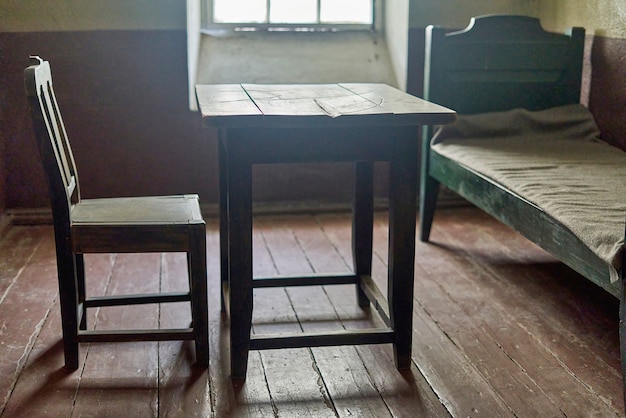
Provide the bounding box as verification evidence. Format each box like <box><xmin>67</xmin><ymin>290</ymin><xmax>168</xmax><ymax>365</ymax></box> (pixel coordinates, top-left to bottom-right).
<box><xmin>431</xmin><ymin>104</ymin><xmax>626</xmax><ymax>282</ymax></box>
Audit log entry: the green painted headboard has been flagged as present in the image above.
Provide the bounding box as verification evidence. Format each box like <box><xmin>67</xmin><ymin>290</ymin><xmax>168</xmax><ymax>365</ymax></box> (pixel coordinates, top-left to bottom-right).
<box><xmin>423</xmin><ymin>15</ymin><xmax>585</xmax><ymax>115</ymax></box>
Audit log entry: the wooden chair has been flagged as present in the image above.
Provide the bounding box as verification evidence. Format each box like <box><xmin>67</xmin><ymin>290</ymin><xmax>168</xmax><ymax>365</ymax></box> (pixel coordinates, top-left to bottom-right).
<box><xmin>24</xmin><ymin>56</ymin><xmax>209</xmax><ymax>369</ymax></box>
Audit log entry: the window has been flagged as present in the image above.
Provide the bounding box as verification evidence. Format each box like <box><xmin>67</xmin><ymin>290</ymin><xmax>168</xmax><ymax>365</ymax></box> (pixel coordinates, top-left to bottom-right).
<box><xmin>206</xmin><ymin>0</ymin><xmax>377</xmax><ymax>31</ymax></box>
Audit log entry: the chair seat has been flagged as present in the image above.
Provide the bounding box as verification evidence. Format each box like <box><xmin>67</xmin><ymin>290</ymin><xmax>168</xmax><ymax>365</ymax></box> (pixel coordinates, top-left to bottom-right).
<box><xmin>71</xmin><ymin>194</ymin><xmax>203</xmax><ymax>225</ymax></box>
<box><xmin>71</xmin><ymin>194</ymin><xmax>204</xmax><ymax>253</ymax></box>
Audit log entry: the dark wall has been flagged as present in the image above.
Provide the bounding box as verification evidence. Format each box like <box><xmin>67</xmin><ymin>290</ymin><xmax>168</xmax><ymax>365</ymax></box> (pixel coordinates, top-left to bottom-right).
<box><xmin>0</xmin><ymin>30</ymin><xmax>218</xmax><ymax>211</ymax></box>
<box><xmin>589</xmin><ymin>36</ymin><xmax>626</xmax><ymax>151</ymax></box>
<box><xmin>0</xmin><ymin>29</ymin><xmax>390</xmax><ymax>214</ymax></box>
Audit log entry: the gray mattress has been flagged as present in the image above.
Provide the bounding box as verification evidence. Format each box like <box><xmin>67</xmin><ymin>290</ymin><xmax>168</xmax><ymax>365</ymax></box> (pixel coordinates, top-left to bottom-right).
<box><xmin>431</xmin><ymin>104</ymin><xmax>626</xmax><ymax>282</ymax></box>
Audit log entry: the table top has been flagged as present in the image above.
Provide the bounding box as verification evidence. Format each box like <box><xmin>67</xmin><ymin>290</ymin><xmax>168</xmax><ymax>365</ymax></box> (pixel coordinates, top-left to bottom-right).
<box><xmin>196</xmin><ymin>83</ymin><xmax>455</xmax><ymax>128</ymax></box>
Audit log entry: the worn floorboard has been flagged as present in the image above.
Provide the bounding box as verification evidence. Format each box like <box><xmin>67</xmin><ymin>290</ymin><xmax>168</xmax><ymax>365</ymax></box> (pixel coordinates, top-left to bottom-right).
<box><xmin>0</xmin><ymin>207</ymin><xmax>622</xmax><ymax>417</ymax></box>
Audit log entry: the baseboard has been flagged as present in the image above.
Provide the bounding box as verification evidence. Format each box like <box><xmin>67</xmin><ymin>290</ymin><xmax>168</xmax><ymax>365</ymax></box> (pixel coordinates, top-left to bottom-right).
<box><xmin>0</xmin><ymin>213</ymin><xmax>11</xmax><ymax>239</ymax></box>
<box><xmin>4</xmin><ymin>208</ymin><xmax>53</xmax><ymax>225</ymax></box>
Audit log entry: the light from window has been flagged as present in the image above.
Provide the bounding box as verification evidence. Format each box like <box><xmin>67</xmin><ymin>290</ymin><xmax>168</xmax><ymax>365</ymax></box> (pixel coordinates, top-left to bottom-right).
<box><xmin>212</xmin><ymin>0</ymin><xmax>373</xmax><ymax>26</ymax></box>
<box><xmin>271</xmin><ymin>0</ymin><xmax>317</xmax><ymax>24</ymax></box>
<box><xmin>321</xmin><ymin>0</ymin><xmax>372</xmax><ymax>24</ymax></box>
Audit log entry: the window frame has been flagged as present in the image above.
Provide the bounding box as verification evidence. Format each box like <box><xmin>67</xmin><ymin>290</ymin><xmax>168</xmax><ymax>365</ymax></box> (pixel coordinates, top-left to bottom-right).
<box><xmin>203</xmin><ymin>0</ymin><xmax>381</xmax><ymax>33</ymax></box>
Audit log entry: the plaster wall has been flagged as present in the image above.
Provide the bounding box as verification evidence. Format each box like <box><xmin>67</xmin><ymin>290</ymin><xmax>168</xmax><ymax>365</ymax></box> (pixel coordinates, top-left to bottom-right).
<box><xmin>537</xmin><ymin>1</ymin><xmax>626</xmax><ymax>151</ymax></box>
<box><xmin>187</xmin><ymin>0</ymin><xmax>202</xmax><ymax>109</ymax></box>
<box><xmin>409</xmin><ymin>0</ymin><xmax>538</xmax><ymax>28</ymax></box>
<box><xmin>385</xmin><ymin>0</ymin><xmax>410</xmax><ymax>91</ymax></box>
<box><xmin>196</xmin><ymin>32</ymin><xmax>396</xmax><ymax>86</ymax></box>
<box><xmin>539</xmin><ymin>0</ymin><xmax>626</xmax><ymax>38</ymax></box>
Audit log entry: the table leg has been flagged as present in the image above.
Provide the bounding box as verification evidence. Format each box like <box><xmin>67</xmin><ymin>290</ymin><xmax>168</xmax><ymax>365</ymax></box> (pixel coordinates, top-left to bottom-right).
<box><xmin>227</xmin><ymin>152</ymin><xmax>254</xmax><ymax>380</ymax></box>
<box><xmin>190</xmin><ymin>222</ymin><xmax>209</xmax><ymax>367</ymax></box>
<box><xmin>353</xmin><ymin>161</ymin><xmax>374</xmax><ymax>308</ymax></box>
<box><xmin>218</xmin><ymin>134</ymin><xmax>229</xmax><ymax>312</ymax></box>
<box><xmin>388</xmin><ymin>128</ymin><xmax>419</xmax><ymax>369</ymax></box>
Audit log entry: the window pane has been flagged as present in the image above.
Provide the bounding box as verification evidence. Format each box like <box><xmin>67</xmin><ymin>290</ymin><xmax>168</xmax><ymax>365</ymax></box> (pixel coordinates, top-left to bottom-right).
<box><xmin>211</xmin><ymin>0</ymin><xmax>375</xmax><ymax>26</ymax></box>
<box><xmin>320</xmin><ymin>0</ymin><xmax>372</xmax><ymax>24</ymax></box>
<box><xmin>213</xmin><ymin>0</ymin><xmax>266</xmax><ymax>23</ymax></box>
<box><xmin>270</xmin><ymin>0</ymin><xmax>317</xmax><ymax>24</ymax></box>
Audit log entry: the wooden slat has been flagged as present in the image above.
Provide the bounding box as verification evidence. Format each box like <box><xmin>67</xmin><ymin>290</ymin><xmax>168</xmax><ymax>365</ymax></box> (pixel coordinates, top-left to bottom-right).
<box><xmin>197</xmin><ymin>83</ymin><xmax>455</xmax><ymax>127</ymax></box>
<box><xmin>72</xmin><ymin>195</ymin><xmax>203</xmax><ymax>224</ymax></box>
<box><xmin>340</xmin><ymin>82</ymin><xmax>457</xmax><ymax>124</ymax></box>
<box><xmin>250</xmin><ymin>328</ymin><xmax>395</xmax><ymax>350</ymax></box>
<box><xmin>360</xmin><ymin>273</ymin><xmax>391</xmax><ymax>325</ymax></box>
<box><xmin>241</xmin><ymin>83</ymin><xmax>455</xmax><ymax>126</ymax></box>
<box><xmin>195</xmin><ymin>84</ymin><xmax>263</xmax><ymax>127</ymax></box>
<box><xmin>252</xmin><ymin>273</ymin><xmax>356</xmax><ymax>288</ymax></box>
<box><xmin>71</xmin><ymin>195</ymin><xmax>203</xmax><ymax>253</ymax></box>
<box><xmin>76</xmin><ymin>328</ymin><xmax>194</xmax><ymax>343</ymax></box>
<box><xmin>84</xmin><ymin>291</ymin><xmax>190</xmax><ymax>307</ymax></box>
<box><xmin>243</xmin><ymin>83</ymin><xmax>357</xmax><ymax>116</ymax></box>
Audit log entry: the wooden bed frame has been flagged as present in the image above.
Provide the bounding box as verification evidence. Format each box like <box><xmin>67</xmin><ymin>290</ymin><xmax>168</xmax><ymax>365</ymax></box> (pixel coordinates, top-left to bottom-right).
<box><xmin>418</xmin><ymin>14</ymin><xmax>626</xmax><ymax>405</ymax></box>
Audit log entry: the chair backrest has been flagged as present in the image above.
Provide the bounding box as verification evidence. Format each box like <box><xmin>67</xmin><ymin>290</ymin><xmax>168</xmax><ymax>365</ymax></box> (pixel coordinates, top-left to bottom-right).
<box><xmin>25</xmin><ymin>56</ymin><xmax>80</xmax><ymax>228</ymax></box>
<box><xmin>423</xmin><ymin>15</ymin><xmax>585</xmax><ymax>116</ymax></box>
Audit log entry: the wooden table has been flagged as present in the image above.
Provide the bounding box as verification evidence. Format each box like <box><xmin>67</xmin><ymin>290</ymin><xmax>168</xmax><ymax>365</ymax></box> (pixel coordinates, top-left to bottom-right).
<box><xmin>196</xmin><ymin>83</ymin><xmax>455</xmax><ymax>380</ymax></box>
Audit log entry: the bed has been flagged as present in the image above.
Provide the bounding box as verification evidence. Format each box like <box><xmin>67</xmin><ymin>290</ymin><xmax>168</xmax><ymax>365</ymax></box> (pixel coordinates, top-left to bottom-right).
<box><xmin>418</xmin><ymin>14</ymin><xmax>626</xmax><ymax>405</ymax></box>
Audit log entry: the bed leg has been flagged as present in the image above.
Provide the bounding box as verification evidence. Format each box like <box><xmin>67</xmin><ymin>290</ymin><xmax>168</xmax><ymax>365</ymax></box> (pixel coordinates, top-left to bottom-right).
<box><xmin>419</xmin><ymin>127</ymin><xmax>440</xmax><ymax>242</ymax></box>
<box><xmin>419</xmin><ymin>175</ymin><xmax>439</xmax><ymax>242</ymax></box>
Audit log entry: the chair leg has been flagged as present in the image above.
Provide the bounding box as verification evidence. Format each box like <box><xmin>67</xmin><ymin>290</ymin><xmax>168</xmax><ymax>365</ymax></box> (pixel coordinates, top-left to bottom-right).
<box><xmin>75</xmin><ymin>254</ymin><xmax>87</xmax><ymax>330</ymax></box>
<box><xmin>353</xmin><ymin>162</ymin><xmax>373</xmax><ymax>308</ymax></box>
<box><xmin>56</xmin><ymin>247</ymin><xmax>80</xmax><ymax>370</ymax></box>
<box><xmin>189</xmin><ymin>223</ymin><xmax>209</xmax><ymax>368</ymax></box>
<box><xmin>419</xmin><ymin>174</ymin><xmax>440</xmax><ymax>242</ymax></box>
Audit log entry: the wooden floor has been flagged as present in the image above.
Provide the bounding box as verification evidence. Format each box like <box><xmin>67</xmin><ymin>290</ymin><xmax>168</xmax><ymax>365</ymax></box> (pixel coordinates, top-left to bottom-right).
<box><xmin>0</xmin><ymin>206</ymin><xmax>623</xmax><ymax>417</ymax></box>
